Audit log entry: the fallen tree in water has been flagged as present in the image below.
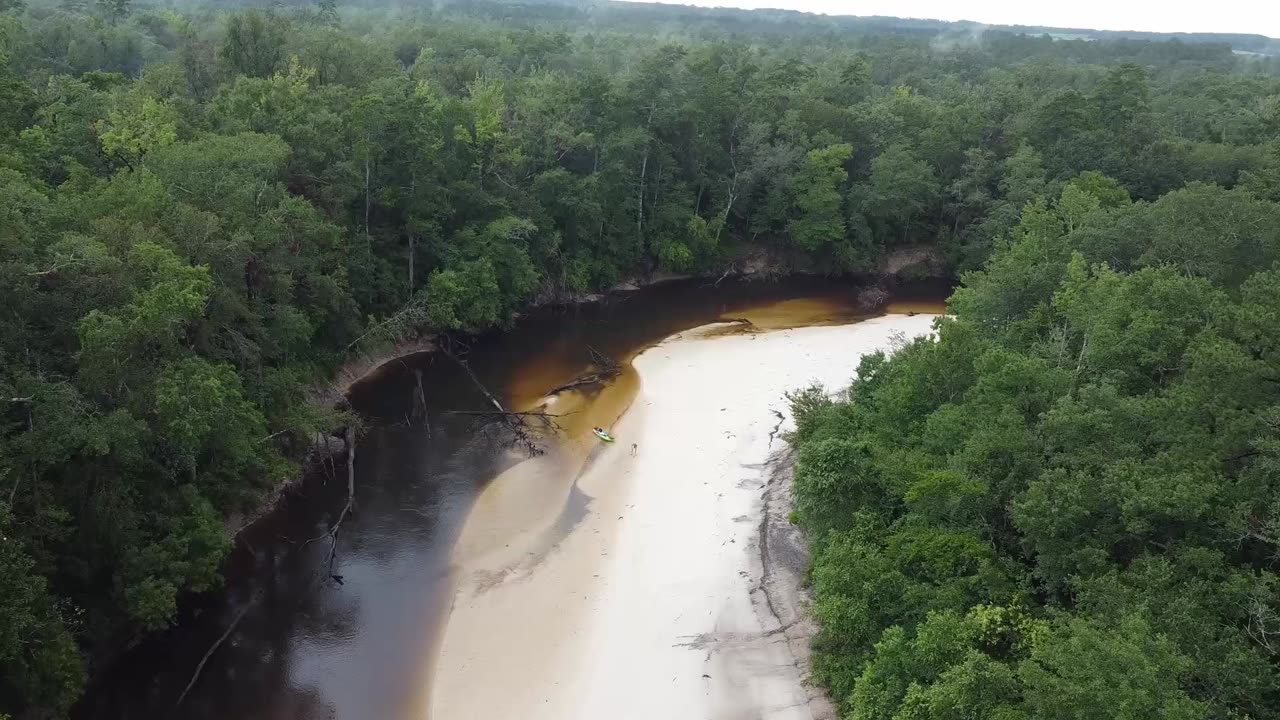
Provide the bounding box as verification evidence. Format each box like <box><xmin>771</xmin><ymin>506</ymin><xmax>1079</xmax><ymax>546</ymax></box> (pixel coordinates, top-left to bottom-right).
<box><xmin>439</xmin><ymin>335</ymin><xmax>548</xmax><ymax>455</ymax></box>
<box><xmin>301</xmin><ymin>424</ymin><xmax>358</xmax><ymax>585</ymax></box>
<box><xmin>173</xmin><ymin>602</ymin><xmax>253</xmax><ymax>709</ymax></box>
<box><xmin>545</xmin><ymin>346</ymin><xmax>621</xmax><ymax>396</ymax></box>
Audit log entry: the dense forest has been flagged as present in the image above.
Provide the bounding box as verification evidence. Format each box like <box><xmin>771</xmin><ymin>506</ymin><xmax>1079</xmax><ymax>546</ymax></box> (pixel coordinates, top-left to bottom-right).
<box><xmin>1</xmin><ymin>0</ymin><xmax>1279</xmax><ymax>715</ymax></box>
<box><xmin>791</xmin><ymin>175</ymin><xmax>1280</xmax><ymax>719</ymax></box>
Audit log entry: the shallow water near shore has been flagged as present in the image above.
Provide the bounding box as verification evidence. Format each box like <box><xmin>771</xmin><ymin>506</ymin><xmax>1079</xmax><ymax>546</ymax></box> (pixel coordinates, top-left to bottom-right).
<box><xmin>78</xmin><ymin>277</ymin><xmax>947</xmax><ymax>720</ymax></box>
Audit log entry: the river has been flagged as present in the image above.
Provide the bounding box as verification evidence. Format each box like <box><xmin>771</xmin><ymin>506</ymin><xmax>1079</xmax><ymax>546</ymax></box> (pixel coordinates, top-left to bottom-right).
<box><xmin>78</xmin><ymin>277</ymin><xmax>947</xmax><ymax>720</ymax></box>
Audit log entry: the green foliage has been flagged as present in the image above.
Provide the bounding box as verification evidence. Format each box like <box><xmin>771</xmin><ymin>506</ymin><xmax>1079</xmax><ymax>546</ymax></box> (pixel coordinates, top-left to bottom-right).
<box><xmin>221</xmin><ymin>10</ymin><xmax>286</xmax><ymax>79</ymax></box>
<box><xmin>794</xmin><ymin>437</ymin><xmax>885</xmax><ymax>536</ymax></box>
<box><xmin>154</xmin><ymin>358</ymin><xmax>273</xmax><ymax>484</ymax></box>
<box><xmin>121</xmin><ymin>486</ymin><xmax>229</xmax><ymax>630</ymax></box>
<box><xmin>94</xmin><ymin>0</ymin><xmax>129</xmax><ymax>26</ymax></box>
<box><xmin>425</xmin><ymin>261</ymin><xmax>503</xmax><ymax>331</ymax></box>
<box><xmin>2</xmin><ymin>0</ymin><xmax>1280</xmax><ymax>716</ymax></box>
<box><xmin>1020</xmin><ymin>615</ymin><xmax>1206</xmax><ymax>720</ymax></box>
<box><xmin>76</xmin><ymin>241</ymin><xmax>212</xmax><ymax>394</ymax></box>
<box><xmin>860</xmin><ymin>145</ymin><xmax>940</xmax><ymax>245</ymax></box>
<box><xmin>0</xmin><ymin>512</ymin><xmax>84</xmax><ymax>715</ymax></box>
<box><xmin>97</xmin><ymin>97</ymin><xmax>179</xmax><ymax>166</ymax></box>
<box><xmin>794</xmin><ymin>176</ymin><xmax>1280</xmax><ymax>720</ymax></box>
<box><xmin>788</xmin><ymin>143</ymin><xmax>853</xmax><ymax>253</ymax></box>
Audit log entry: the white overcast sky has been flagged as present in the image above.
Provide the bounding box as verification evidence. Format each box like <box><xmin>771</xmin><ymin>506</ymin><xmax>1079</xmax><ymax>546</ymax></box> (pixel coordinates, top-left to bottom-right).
<box><xmin>619</xmin><ymin>0</ymin><xmax>1280</xmax><ymax>38</ymax></box>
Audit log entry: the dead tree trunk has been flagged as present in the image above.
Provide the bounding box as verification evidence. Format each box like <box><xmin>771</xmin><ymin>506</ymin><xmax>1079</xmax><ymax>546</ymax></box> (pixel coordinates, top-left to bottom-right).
<box><xmin>545</xmin><ymin>347</ymin><xmax>621</xmax><ymax>395</ymax></box>
<box><xmin>636</xmin><ymin>149</ymin><xmax>649</xmax><ymax>239</ymax></box>
<box><xmin>412</xmin><ymin>366</ymin><xmax>432</xmax><ymax>435</ymax></box>
<box><xmin>326</xmin><ymin>426</ymin><xmax>356</xmax><ymax>581</ymax></box>
<box><xmin>719</xmin><ymin>143</ymin><xmax>739</xmax><ymax>244</ymax></box>
<box><xmin>317</xmin><ymin>431</ymin><xmax>337</xmax><ymax>483</ymax></box>
<box><xmin>408</xmin><ymin>233</ymin><xmax>415</xmax><ymax>291</ymax></box>
<box><xmin>301</xmin><ymin>425</ymin><xmax>357</xmax><ymax>584</ymax></box>
<box><xmin>364</xmin><ymin>157</ymin><xmax>371</xmax><ymax>247</ymax></box>
<box><xmin>587</xmin><ymin>345</ymin><xmax>620</xmax><ymax>376</ymax></box>
<box><xmin>408</xmin><ymin>172</ymin><xmax>417</xmax><ymax>292</ymax></box>
<box><xmin>412</xmin><ymin>368</ymin><xmax>428</xmax><ymax>425</ymax></box>
<box><xmin>344</xmin><ymin>426</ymin><xmax>355</xmax><ymax>512</ymax></box>
<box><xmin>442</xmin><ymin>410</ymin><xmax>565</xmax><ymax>417</ymax></box>
<box><xmin>636</xmin><ymin>104</ymin><xmax>656</xmax><ymax>242</ymax></box>
<box><xmin>175</xmin><ymin>602</ymin><xmax>252</xmax><ymax>708</ymax></box>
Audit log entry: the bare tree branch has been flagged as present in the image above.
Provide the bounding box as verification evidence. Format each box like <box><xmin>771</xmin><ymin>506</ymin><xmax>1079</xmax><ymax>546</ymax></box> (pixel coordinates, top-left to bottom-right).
<box><xmin>440</xmin><ymin>335</ymin><xmax>545</xmax><ymax>455</ymax></box>
<box><xmin>175</xmin><ymin>602</ymin><xmax>253</xmax><ymax>708</ymax></box>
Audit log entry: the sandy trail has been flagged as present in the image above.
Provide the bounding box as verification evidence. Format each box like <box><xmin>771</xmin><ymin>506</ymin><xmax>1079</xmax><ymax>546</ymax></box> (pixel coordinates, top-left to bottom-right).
<box><xmin>429</xmin><ymin>313</ymin><xmax>939</xmax><ymax>720</ymax></box>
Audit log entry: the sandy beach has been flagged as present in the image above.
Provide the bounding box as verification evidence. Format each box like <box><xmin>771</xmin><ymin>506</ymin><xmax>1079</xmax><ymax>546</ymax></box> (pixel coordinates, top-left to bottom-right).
<box><xmin>428</xmin><ymin>312</ymin><xmax>939</xmax><ymax>720</ymax></box>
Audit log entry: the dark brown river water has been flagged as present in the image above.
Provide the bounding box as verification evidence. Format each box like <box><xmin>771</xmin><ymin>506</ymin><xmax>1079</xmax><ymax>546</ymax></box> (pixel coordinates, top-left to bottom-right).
<box><xmin>77</xmin><ymin>277</ymin><xmax>947</xmax><ymax>720</ymax></box>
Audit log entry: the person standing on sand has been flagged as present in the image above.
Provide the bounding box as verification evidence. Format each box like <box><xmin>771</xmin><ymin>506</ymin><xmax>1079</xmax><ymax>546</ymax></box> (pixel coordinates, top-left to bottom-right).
<box><xmin>630</xmin><ymin>443</ymin><xmax>638</xmax><ymax>456</ymax></box>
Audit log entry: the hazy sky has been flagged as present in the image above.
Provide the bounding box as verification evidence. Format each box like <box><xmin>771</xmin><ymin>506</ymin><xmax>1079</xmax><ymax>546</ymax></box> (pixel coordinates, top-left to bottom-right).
<box><xmin>619</xmin><ymin>0</ymin><xmax>1280</xmax><ymax>38</ymax></box>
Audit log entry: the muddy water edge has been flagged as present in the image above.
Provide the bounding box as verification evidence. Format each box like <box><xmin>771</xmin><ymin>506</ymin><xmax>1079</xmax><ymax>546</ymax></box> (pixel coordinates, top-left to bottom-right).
<box><xmin>77</xmin><ymin>277</ymin><xmax>948</xmax><ymax>720</ymax></box>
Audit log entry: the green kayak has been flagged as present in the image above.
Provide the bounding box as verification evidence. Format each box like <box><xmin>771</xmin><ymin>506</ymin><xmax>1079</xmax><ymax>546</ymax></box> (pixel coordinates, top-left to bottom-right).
<box><xmin>593</xmin><ymin>428</ymin><xmax>615</xmax><ymax>442</ymax></box>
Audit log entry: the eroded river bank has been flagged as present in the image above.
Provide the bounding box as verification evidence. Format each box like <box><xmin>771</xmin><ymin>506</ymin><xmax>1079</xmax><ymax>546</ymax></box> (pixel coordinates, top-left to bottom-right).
<box><xmin>81</xmin><ymin>278</ymin><xmax>945</xmax><ymax>720</ymax></box>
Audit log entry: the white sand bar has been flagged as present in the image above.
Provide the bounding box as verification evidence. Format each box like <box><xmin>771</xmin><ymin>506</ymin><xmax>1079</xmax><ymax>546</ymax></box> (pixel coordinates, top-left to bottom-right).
<box><xmin>430</xmin><ymin>313</ymin><xmax>939</xmax><ymax>720</ymax></box>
